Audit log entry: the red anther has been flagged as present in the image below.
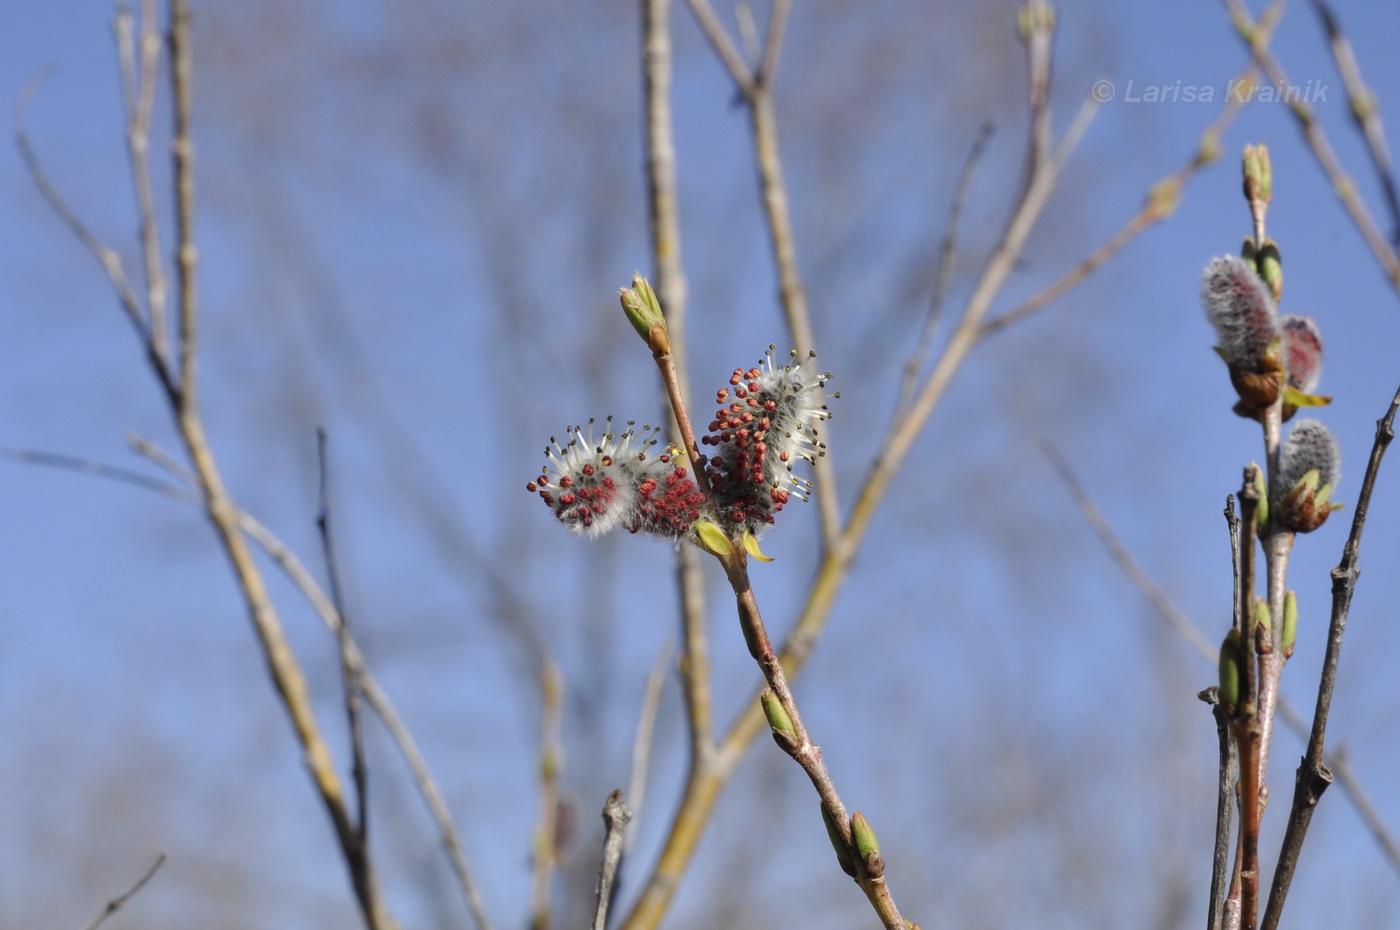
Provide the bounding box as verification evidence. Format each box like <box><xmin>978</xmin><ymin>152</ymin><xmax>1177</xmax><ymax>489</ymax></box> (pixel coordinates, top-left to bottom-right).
<box><xmin>764</xmin><ymin>400</ymin><xmax>777</xmax><ymax>411</ymax></box>
<box><xmin>527</xmin><ymin>481</ymin><xmax>538</xmax><ymax>492</ymax></box>
<box><xmin>537</xmin><ymin>475</ymin><xmax>550</xmax><ymax>486</ymax></box>
<box><xmin>559</xmin><ymin>476</ymin><xmax>574</xmax><ymax>488</ymax></box>
<box><xmin>779</xmin><ymin>451</ymin><xmax>790</xmax><ymax>462</ymax></box>
<box><xmin>581</xmin><ymin>463</ymin><xmax>595</xmax><ymax>476</ymax></box>
<box><xmin>747</xmin><ymin>380</ymin><xmax>760</xmax><ymax>392</ymax></box>
<box><xmin>601</xmin><ymin>455</ymin><xmax>613</xmax><ymax>466</ymax></box>
<box><xmin>674</xmin><ymin>467</ymin><xmax>687</xmax><ymax>478</ymax></box>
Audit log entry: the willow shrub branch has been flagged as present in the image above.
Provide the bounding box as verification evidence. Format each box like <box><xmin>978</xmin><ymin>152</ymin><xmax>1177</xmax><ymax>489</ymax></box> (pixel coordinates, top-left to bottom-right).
<box><xmin>1262</xmin><ymin>383</ymin><xmax>1400</xmax><ymax>930</ymax></box>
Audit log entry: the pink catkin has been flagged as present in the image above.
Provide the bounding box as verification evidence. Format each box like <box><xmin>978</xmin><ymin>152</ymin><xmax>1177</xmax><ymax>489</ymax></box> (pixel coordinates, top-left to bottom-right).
<box><xmin>1201</xmin><ymin>256</ymin><xmax>1279</xmax><ymax>368</ymax></box>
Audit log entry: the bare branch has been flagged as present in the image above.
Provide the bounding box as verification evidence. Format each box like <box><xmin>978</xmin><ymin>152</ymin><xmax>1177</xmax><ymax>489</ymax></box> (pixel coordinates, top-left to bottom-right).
<box><xmin>1224</xmin><ymin>0</ymin><xmax>1400</xmax><ymax>291</ymax></box>
<box><xmin>1309</xmin><ymin>0</ymin><xmax>1400</xmax><ymax>244</ymax></box>
<box><xmin>626</xmin><ymin>642</ymin><xmax>672</xmax><ymax>849</ymax></box>
<box><xmin>78</xmin><ymin>852</ymin><xmax>166</xmax><ymax>930</ymax></box>
<box><xmin>529</xmin><ymin>660</ymin><xmax>565</xmax><ymax>930</ymax></box>
<box><xmin>316</xmin><ymin>429</ymin><xmax>378</xmax><ymax>916</ymax></box>
<box><xmin>682</xmin><ymin>0</ymin><xmax>755</xmax><ymax>96</ymax></box>
<box><xmin>1263</xmin><ymin>383</ymin><xmax>1400</xmax><ymax>929</ymax></box>
<box><xmin>896</xmin><ymin>122</ymin><xmax>994</xmax><ymax>420</ymax></box>
<box><xmin>592</xmin><ymin>790</ymin><xmax>634</xmax><ymax>930</ymax></box>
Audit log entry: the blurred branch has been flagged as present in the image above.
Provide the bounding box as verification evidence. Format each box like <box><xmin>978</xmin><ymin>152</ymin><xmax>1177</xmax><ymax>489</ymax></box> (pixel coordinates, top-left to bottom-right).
<box><xmin>317</xmin><ymin>429</ymin><xmax>379</xmax><ymax>918</ymax></box>
<box><xmin>896</xmin><ymin>121</ymin><xmax>994</xmax><ymax>420</ymax></box>
<box><xmin>119</xmin><ymin>436</ymin><xmax>498</xmax><ymax>930</ymax></box>
<box><xmin>683</xmin><ymin>0</ymin><xmax>841</xmax><ymax>548</ymax></box>
<box><xmin>1309</xmin><ymin>0</ymin><xmax>1400</xmax><ymax>244</ymax></box>
<box><xmin>1041</xmin><ymin>441</ymin><xmax>1216</xmax><ymax>658</ymax></box>
<box><xmin>1224</xmin><ymin>0</ymin><xmax>1400</xmax><ymax>291</ymax></box>
<box><xmin>1263</xmin><ymin>383</ymin><xmax>1400</xmax><ymax>930</ymax></box>
<box><xmin>592</xmin><ymin>790</ymin><xmax>634</xmax><ymax>930</ymax></box>
<box><xmin>114</xmin><ymin>0</ymin><xmax>170</xmax><ymax>363</ymax></box>
<box><xmin>529</xmin><ymin>660</ymin><xmax>565</xmax><ymax>930</ymax></box>
<box><xmin>1041</xmin><ymin>434</ymin><xmax>1400</xmax><ymax>898</ymax></box>
<box><xmin>1203</xmin><ymin>692</ymin><xmax>1237</xmax><ymax>930</ymax></box>
<box><xmin>981</xmin><ymin>5</ymin><xmax>1286</xmax><ymax>338</ymax></box>
<box><xmin>625</xmin><ymin>642</ymin><xmax>672</xmax><ymax>850</ymax></box>
<box><xmin>79</xmin><ymin>851</ymin><xmax>166</xmax><ymax>930</ymax></box>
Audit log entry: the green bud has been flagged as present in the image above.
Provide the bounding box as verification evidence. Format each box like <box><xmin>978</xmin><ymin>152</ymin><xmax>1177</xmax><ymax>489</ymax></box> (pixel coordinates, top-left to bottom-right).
<box><xmin>760</xmin><ymin>690</ymin><xmax>797</xmax><ymax>745</ymax></box>
<box><xmin>851</xmin><ymin>811</ymin><xmax>879</xmax><ymax>859</ymax></box>
<box><xmin>1253</xmin><ymin>596</ymin><xmax>1273</xmax><ymax>654</ymax></box>
<box><xmin>820</xmin><ymin>803</ymin><xmax>856</xmax><ymax>877</ymax></box>
<box><xmin>1256</xmin><ymin>238</ymin><xmax>1283</xmax><ymax>301</ymax></box>
<box><xmin>851</xmin><ymin>810</ymin><xmax>884</xmax><ymax>878</ymax></box>
<box><xmin>1241</xmin><ymin>238</ymin><xmax>1257</xmax><ymax>265</ymax></box>
<box><xmin>619</xmin><ymin>274</ymin><xmax>669</xmax><ymax>352</ymax></box>
<box><xmin>1219</xmin><ymin>629</ymin><xmax>1244</xmax><ymax>713</ymax></box>
<box><xmin>1282</xmin><ymin>590</ymin><xmax>1298</xmax><ymax>658</ymax></box>
<box><xmin>1250</xmin><ymin>463</ymin><xmax>1269</xmax><ymax>532</ymax></box>
<box><xmin>1242</xmin><ymin>143</ymin><xmax>1272</xmax><ymax>203</ymax></box>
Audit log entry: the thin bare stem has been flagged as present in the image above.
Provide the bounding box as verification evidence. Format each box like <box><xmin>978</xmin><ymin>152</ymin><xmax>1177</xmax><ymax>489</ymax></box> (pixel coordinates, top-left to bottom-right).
<box><xmin>168</xmin><ymin>0</ymin><xmax>198</xmax><ymax>404</ymax></box>
<box><xmin>1309</xmin><ymin>0</ymin><xmax>1400</xmax><ymax>244</ymax></box>
<box><xmin>718</xmin><ymin>553</ymin><xmax>909</xmax><ymax>929</ymax></box>
<box><xmin>1041</xmin><ymin>441</ymin><xmax>1217</xmax><ymax>658</ymax></box>
<box><xmin>79</xmin><ymin>852</ymin><xmax>166</xmax><ymax>930</ymax></box>
<box><xmin>1204</xmin><ymin>696</ymin><xmax>1238</xmax><ymax>930</ymax></box>
<box><xmin>755</xmin><ymin>0</ymin><xmax>790</xmax><ymax>90</ymax></box>
<box><xmin>592</xmin><ymin>790</ymin><xmax>634</xmax><ymax>930</ymax></box>
<box><xmin>317</xmin><ymin>429</ymin><xmax>376</xmax><ymax>909</ymax></box>
<box><xmin>642</xmin><ymin>0</ymin><xmax>715</xmax><ymax>776</ymax></box>
<box><xmin>747</xmin><ymin>87</ymin><xmax>841</xmax><ymax>547</ymax></box>
<box><xmin>1262</xmin><ymin>383</ymin><xmax>1400</xmax><ymax>930</ymax></box>
<box><xmin>682</xmin><ymin>0</ymin><xmax>755</xmax><ymax>96</ymax></box>
<box><xmin>115</xmin><ymin>0</ymin><xmax>170</xmax><ymax>364</ymax></box>
<box><xmin>7</xmin><ymin>436</ymin><xmax>494</xmax><ymax>930</ymax></box>
<box><xmin>626</xmin><ymin>642</ymin><xmax>671</xmax><ymax>850</ymax></box>
<box><xmin>1040</xmin><ymin>443</ymin><xmax>1400</xmax><ymax>894</ymax></box>
<box><xmin>529</xmin><ymin>660</ymin><xmax>565</xmax><ymax>930</ymax></box>
<box><xmin>1224</xmin><ymin>0</ymin><xmax>1400</xmax><ymax>290</ymax></box>
<box><xmin>896</xmin><ymin>122</ymin><xmax>994</xmax><ymax>420</ymax></box>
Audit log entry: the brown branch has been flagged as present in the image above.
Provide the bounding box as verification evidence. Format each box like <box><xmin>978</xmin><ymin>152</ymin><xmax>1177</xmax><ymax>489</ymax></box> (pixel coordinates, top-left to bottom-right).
<box><xmin>1262</xmin><ymin>383</ymin><xmax>1400</xmax><ymax>930</ymax></box>
<box><xmin>1309</xmin><ymin>0</ymin><xmax>1400</xmax><ymax>244</ymax></box>
<box><xmin>1224</xmin><ymin>0</ymin><xmax>1400</xmax><ymax>291</ymax></box>
<box><xmin>1202</xmin><ymin>692</ymin><xmax>1237</xmax><ymax>930</ymax></box>
<box><xmin>78</xmin><ymin>852</ymin><xmax>167</xmax><ymax>930</ymax></box>
<box><xmin>717</xmin><ymin>553</ymin><xmax>909</xmax><ymax>929</ymax></box>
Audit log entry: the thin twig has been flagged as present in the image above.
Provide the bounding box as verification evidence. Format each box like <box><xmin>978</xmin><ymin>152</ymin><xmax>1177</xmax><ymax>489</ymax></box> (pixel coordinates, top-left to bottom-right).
<box><xmin>317</xmin><ymin>429</ymin><xmax>376</xmax><ymax>908</ymax></box>
<box><xmin>1262</xmin><ymin>383</ymin><xmax>1400</xmax><ymax>930</ymax></box>
<box><xmin>1040</xmin><ymin>439</ymin><xmax>1400</xmax><ymax>887</ymax></box>
<box><xmin>682</xmin><ymin>0</ymin><xmax>755</xmax><ymax>97</ymax></box>
<box><xmin>78</xmin><ymin>852</ymin><xmax>167</xmax><ymax>930</ymax></box>
<box><xmin>115</xmin><ymin>0</ymin><xmax>170</xmax><ymax>365</ymax></box>
<box><xmin>625</xmin><ymin>642</ymin><xmax>672</xmax><ymax>849</ymax></box>
<box><xmin>592</xmin><ymin>790</ymin><xmax>634</xmax><ymax>930</ymax></box>
<box><xmin>4</xmin><ymin>435</ymin><xmax>494</xmax><ymax>930</ymax></box>
<box><xmin>529</xmin><ymin>660</ymin><xmax>565</xmax><ymax>930</ymax></box>
<box><xmin>1309</xmin><ymin>0</ymin><xmax>1400</xmax><ymax>244</ymax></box>
<box><xmin>717</xmin><ymin>554</ymin><xmax>909</xmax><ymax>929</ymax></box>
<box><xmin>1041</xmin><ymin>441</ymin><xmax>1217</xmax><ymax>659</ymax></box>
<box><xmin>1224</xmin><ymin>0</ymin><xmax>1400</xmax><ymax>291</ymax></box>
<box><xmin>896</xmin><ymin>122</ymin><xmax>994</xmax><ymax>420</ymax></box>
<box><xmin>1203</xmin><ymin>694</ymin><xmax>1237</xmax><ymax>930</ymax></box>
<box><xmin>755</xmin><ymin>0</ymin><xmax>790</xmax><ymax>90</ymax></box>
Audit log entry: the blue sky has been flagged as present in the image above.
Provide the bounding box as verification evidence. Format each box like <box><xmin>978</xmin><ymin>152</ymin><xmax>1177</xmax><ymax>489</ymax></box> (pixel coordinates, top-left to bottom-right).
<box><xmin>3</xmin><ymin>2</ymin><xmax>1400</xmax><ymax>928</ymax></box>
